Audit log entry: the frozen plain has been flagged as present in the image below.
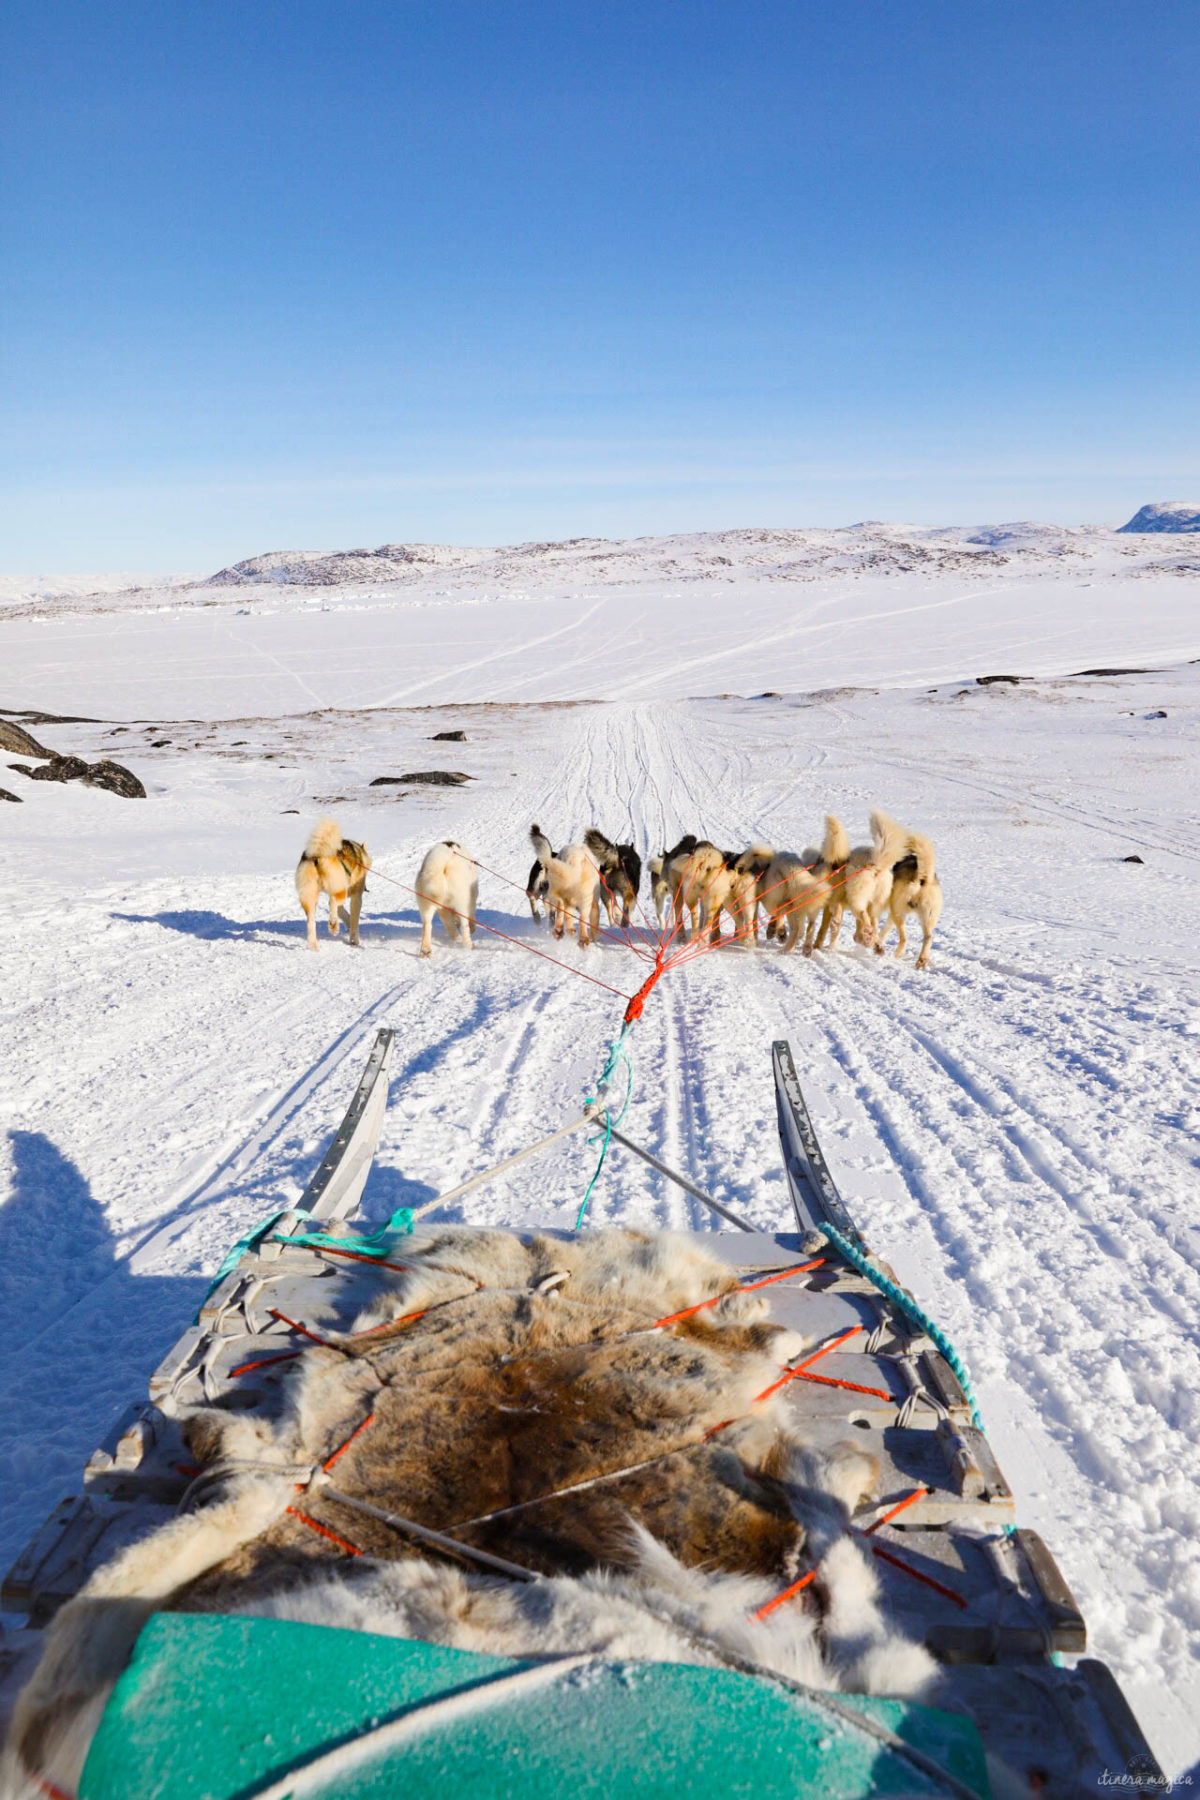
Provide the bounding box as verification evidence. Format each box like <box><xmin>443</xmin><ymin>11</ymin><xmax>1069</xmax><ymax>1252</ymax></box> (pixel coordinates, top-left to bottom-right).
<box><xmin>1</xmin><ymin>522</ymin><xmax>1199</xmax><ymax>1775</ymax></box>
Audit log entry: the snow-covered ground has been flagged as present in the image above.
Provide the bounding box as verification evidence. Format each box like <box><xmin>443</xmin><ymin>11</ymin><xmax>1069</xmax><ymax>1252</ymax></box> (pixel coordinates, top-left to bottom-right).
<box><xmin>4</xmin><ymin>520</ymin><xmax>1199</xmax><ymax>716</ymax></box>
<box><xmin>2</xmin><ymin>536</ymin><xmax>1199</xmax><ymax>1776</ymax></box>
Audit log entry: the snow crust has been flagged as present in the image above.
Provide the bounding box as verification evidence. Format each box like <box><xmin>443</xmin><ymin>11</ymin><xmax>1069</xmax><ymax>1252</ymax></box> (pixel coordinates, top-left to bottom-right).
<box><xmin>1</xmin><ymin>538</ymin><xmax>1199</xmax><ymax>1775</ymax></box>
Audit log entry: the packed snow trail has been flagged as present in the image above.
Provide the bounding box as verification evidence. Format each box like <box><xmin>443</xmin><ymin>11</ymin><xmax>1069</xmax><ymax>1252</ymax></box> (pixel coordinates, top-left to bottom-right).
<box><xmin>2</xmin><ymin>675</ymin><xmax>1198</xmax><ymax>1771</ymax></box>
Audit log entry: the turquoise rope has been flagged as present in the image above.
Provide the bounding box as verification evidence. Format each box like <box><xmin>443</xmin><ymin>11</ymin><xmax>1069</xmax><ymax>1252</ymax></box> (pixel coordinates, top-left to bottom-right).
<box><xmin>819</xmin><ymin>1219</ymin><xmax>984</xmax><ymax>1431</ymax></box>
<box><xmin>201</xmin><ymin>1204</ymin><xmax>414</xmax><ymax>1312</ymax></box>
<box><xmin>202</xmin><ymin>1208</ymin><xmax>289</xmax><ymax>1302</ymax></box>
<box><xmin>281</xmin><ymin>1205</ymin><xmax>414</xmax><ymax>1255</ymax></box>
<box><xmin>575</xmin><ymin>1027</ymin><xmax>635</xmax><ymax>1231</ymax></box>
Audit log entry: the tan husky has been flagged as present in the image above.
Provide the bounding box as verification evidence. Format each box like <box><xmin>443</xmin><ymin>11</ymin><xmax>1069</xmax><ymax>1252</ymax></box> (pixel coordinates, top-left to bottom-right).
<box><xmin>295</xmin><ymin>818</ymin><xmax>371</xmax><ymax>951</ymax></box>
<box><xmin>876</xmin><ymin>830</ymin><xmax>943</xmax><ymax>969</ymax></box>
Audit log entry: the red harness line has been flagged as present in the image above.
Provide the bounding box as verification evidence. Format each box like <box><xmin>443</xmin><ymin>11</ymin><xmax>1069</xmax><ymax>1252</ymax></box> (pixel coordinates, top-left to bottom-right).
<box><xmin>30</xmin><ymin>1775</ymin><xmax>74</xmax><ymax>1800</ymax></box>
<box><xmin>274</xmin><ymin>1278</ymin><xmax>964</xmax><ymax>1619</ymax></box>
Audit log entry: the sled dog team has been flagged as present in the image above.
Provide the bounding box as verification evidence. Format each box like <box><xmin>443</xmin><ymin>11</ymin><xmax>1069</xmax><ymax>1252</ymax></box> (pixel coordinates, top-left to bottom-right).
<box><xmin>295</xmin><ymin>810</ymin><xmax>943</xmax><ymax>969</ymax></box>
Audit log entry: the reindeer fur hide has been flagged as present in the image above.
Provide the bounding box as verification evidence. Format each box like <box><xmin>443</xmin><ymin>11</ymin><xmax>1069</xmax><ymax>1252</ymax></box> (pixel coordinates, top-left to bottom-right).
<box><xmin>10</xmin><ymin>1228</ymin><xmax>934</xmax><ymax>1791</ymax></box>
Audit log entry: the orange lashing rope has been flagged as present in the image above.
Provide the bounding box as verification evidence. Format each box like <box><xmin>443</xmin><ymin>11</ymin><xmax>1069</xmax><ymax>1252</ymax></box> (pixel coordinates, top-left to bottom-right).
<box><xmin>651</xmin><ymin>1259</ymin><xmax>825</xmax><ymax>1328</ymax></box>
<box><xmin>323</xmin><ymin>1411</ymin><xmax>377</xmax><ymax>1472</ymax></box>
<box><xmin>286</xmin><ymin>1504</ymin><xmax>362</xmax><ymax>1557</ymax></box>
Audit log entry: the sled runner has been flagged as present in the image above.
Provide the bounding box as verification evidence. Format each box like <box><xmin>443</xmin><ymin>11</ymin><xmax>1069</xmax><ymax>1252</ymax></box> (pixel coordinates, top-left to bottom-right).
<box><xmin>2</xmin><ymin>1032</ymin><xmax>1164</xmax><ymax>1798</ymax></box>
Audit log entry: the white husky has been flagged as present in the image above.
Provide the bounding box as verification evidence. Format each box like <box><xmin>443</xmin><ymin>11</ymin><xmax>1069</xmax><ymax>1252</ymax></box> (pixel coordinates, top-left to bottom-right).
<box><xmin>415</xmin><ymin>840</ymin><xmax>478</xmax><ymax>957</ymax></box>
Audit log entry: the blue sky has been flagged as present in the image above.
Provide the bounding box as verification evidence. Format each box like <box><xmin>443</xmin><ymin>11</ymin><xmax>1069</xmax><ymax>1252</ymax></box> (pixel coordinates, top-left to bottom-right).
<box><xmin>3</xmin><ymin>1</ymin><xmax>1197</xmax><ymax>568</ymax></box>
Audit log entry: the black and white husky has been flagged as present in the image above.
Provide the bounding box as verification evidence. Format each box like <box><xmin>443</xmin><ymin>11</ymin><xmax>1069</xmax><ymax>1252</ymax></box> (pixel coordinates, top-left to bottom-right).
<box><xmin>583</xmin><ymin>828</ymin><xmax>642</xmax><ymax>928</ymax></box>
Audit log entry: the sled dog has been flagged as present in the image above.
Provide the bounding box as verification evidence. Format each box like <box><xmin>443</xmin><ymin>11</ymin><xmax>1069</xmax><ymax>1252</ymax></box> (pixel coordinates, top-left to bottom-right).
<box><xmin>816</xmin><ymin>812</ymin><xmax>908</xmax><ymax>952</ymax></box>
<box><xmin>584</xmin><ymin>828</ymin><xmax>643</xmax><ymax>928</ymax></box>
<box><xmin>525</xmin><ymin>855</ymin><xmax>551</xmax><ymax>921</ymax></box>
<box><xmin>416</xmin><ymin>840</ymin><xmax>478</xmax><ymax>957</ymax></box>
<box><xmin>876</xmin><ymin>829</ymin><xmax>943</xmax><ymax>969</ymax></box>
<box><xmin>650</xmin><ymin>835</ymin><xmax>695</xmax><ymax>930</ymax></box>
<box><xmin>733</xmin><ymin>843</ymin><xmax>776</xmax><ymax>941</ymax></box>
<box><xmin>681</xmin><ymin>843</ymin><xmax>758</xmax><ymax>944</ymax></box>
<box><xmin>295</xmin><ymin>818</ymin><xmax>371</xmax><ymax>951</ymax></box>
<box><xmin>649</xmin><ymin>835</ymin><xmax>703</xmax><ymax>934</ymax></box>
<box><xmin>529</xmin><ymin>825</ymin><xmax>602</xmax><ymax>946</ymax></box>
<box><xmin>759</xmin><ymin>848</ymin><xmax>834</xmax><ymax>955</ymax></box>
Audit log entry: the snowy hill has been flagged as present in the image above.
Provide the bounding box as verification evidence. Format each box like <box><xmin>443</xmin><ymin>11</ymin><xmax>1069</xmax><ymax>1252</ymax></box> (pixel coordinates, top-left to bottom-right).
<box><xmin>199</xmin><ymin>521</ymin><xmax>1090</xmax><ymax>591</ymax></box>
<box><xmin>3</xmin><ymin>519</ymin><xmax>1199</xmax><ymax>720</ymax></box>
<box><xmin>1119</xmin><ymin>501</ymin><xmax>1200</xmax><ymax>533</ymax></box>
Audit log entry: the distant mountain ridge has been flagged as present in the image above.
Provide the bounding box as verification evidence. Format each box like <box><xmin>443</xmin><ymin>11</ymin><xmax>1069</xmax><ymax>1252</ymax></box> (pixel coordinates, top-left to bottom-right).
<box><xmin>5</xmin><ymin>517</ymin><xmax>1198</xmax><ymax>623</ymax></box>
<box><xmin>197</xmin><ymin>520</ymin><xmax>1119</xmax><ymax>591</ymax></box>
<box><xmin>1119</xmin><ymin>502</ymin><xmax>1200</xmax><ymax>534</ymax></box>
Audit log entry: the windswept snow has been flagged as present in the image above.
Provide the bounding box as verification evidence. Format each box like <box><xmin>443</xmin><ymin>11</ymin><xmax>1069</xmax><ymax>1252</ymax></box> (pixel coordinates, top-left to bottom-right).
<box><xmin>1</xmin><ymin>545</ymin><xmax>1199</xmax><ymax>1775</ymax></box>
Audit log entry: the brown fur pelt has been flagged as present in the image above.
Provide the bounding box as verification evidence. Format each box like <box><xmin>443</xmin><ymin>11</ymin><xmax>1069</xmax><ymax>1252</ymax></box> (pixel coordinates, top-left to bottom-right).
<box><xmin>11</xmin><ymin>1229</ymin><xmax>935</xmax><ymax>1789</ymax></box>
<box><xmin>180</xmin><ymin>1228</ymin><xmax>811</xmax><ymax>1594</ymax></box>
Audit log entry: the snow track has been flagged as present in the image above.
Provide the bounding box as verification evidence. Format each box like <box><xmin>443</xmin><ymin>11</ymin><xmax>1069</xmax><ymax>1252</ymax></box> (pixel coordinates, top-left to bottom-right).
<box><xmin>3</xmin><ymin>675</ymin><xmax>1198</xmax><ymax>1770</ymax></box>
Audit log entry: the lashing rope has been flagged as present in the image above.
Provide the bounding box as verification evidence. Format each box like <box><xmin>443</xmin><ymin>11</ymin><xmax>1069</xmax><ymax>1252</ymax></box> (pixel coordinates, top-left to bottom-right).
<box><xmin>818</xmin><ymin>1221</ymin><xmax>984</xmax><ymax>1431</ymax></box>
<box><xmin>575</xmin><ymin>1024</ymin><xmax>636</xmax><ymax>1230</ymax></box>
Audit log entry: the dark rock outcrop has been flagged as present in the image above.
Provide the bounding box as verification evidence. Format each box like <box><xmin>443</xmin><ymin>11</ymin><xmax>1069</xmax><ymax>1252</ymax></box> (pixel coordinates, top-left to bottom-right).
<box><xmin>23</xmin><ymin>755</ymin><xmax>90</xmax><ymax>783</ymax></box>
<box><xmin>370</xmin><ymin>771</ymin><xmax>472</xmax><ymax>787</ymax></box>
<box><xmin>0</xmin><ymin>788</ymin><xmax>21</xmax><ymax>803</ymax></box>
<box><xmin>7</xmin><ymin>753</ymin><xmax>145</xmax><ymax>797</ymax></box>
<box><xmin>431</xmin><ymin>729</ymin><xmax>468</xmax><ymax>742</ymax></box>
<box><xmin>84</xmin><ymin>760</ymin><xmax>147</xmax><ymax>798</ymax></box>
<box><xmin>0</xmin><ymin>721</ymin><xmax>54</xmax><ymax>759</ymax></box>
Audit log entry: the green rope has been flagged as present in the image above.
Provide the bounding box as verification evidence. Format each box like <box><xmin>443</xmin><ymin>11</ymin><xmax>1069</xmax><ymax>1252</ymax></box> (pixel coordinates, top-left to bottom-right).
<box><xmin>575</xmin><ymin>1027</ymin><xmax>635</xmax><ymax>1231</ymax></box>
<box><xmin>819</xmin><ymin>1219</ymin><xmax>984</xmax><ymax>1431</ymax></box>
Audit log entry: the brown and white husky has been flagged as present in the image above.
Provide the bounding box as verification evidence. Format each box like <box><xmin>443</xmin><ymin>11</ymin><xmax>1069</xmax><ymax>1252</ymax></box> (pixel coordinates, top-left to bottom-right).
<box><xmin>295</xmin><ymin>818</ymin><xmax>371</xmax><ymax>951</ymax></box>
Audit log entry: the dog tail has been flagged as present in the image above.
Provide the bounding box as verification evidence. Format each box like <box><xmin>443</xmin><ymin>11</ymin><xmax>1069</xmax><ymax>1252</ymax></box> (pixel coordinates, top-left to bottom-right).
<box><xmin>303</xmin><ymin>816</ymin><xmax>343</xmax><ymax>861</ymax></box>
<box><xmin>529</xmin><ymin>823</ymin><xmax>554</xmax><ymax>868</ymax></box>
<box><xmin>822</xmin><ymin>815</ymin><xmax>850</xmax><ymax>867</ymax></box>
<box><xmin>583</xmin><ymin>827</ymin><xmax>615</xmax><ymax>865</ymax></box>
<box><xmin>906</xmin><ymin>830</ymin><xmax>937</xmax><ymax>883</ymax></box>
<box><xmin>868</xmin><ymin>810</ymin><xmax>908</xmax><ymax>869</ymax></box>
<box><xmin>736</xmin><ymin>842</ymin><xmax>774</xmax><ymax>877</ymax></box>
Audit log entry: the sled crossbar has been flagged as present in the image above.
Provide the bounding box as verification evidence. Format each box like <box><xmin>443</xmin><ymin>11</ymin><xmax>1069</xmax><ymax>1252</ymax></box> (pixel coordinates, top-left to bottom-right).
<box><xmin>408</xmin><ymin>1110</ymin><xmax>754</xmax><ymax>1234</ymax></box>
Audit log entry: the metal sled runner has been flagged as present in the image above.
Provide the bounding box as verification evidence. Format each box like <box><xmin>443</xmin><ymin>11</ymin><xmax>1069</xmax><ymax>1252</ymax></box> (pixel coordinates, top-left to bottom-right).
<box><xmin>2</xmin><ymin>1034</ymin><xmax>1164</xmax><ymax>1798</ymax></box>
